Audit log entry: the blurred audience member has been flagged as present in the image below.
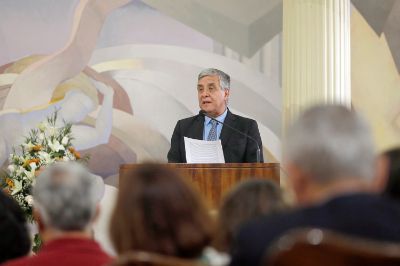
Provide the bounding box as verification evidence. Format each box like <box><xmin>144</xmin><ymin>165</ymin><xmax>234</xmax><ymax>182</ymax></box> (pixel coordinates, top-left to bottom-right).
<box><xmin>110</xmin><ymin>163</ymin><xmax>219</xmax><ymax>264</ymax></box>
<box><xmin>382</xmin><ymin>148</ymin><xmax>400</xmax><ymax>200</ymax></box>
<box><xmin>4</xmin><ymin>162</ymin><xmax>110</xmax><ymax>266</ymax></box>
<box><xmin>0</xmin><ymin>190</ymin><xmax>30</xmax><ymax>264</ymax></box>
<box><xmin>214</xmin><ymin>180</ymin><xmax>287</xmax><ymax>253</ymax></box>
<box><xmin>230</xmin><ymin>105</ymin><xmax>400</xmax><ymax>266</ymax></box>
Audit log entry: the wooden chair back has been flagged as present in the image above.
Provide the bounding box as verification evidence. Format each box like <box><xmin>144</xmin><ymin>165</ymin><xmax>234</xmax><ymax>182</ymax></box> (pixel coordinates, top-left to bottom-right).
<box><xmin>265</xmin><ymin>228</ymin><xmax>400</xmax><ymax>266</ymax></box>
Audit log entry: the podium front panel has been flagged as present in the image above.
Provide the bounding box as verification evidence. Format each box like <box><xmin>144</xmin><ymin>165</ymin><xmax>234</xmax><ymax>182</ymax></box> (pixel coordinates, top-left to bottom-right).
<box><xmin>120</xmin><ymin>163</ymin><xmax>280</xmax><ymax>209</ymax></box>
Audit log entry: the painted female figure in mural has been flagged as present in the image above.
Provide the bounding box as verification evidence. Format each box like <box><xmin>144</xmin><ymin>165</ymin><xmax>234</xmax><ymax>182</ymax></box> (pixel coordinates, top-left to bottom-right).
<box><xmin>0</xmin><ymin>0</ymin><xmax>131</xmax><ymax>166</ymax></box>
<box><xmin>4</xmin><ymin>0</ymin><xmax>130</xmax><ymax>110</ymax></box>
<box><xmin>0</xmin><ymin>79</ymin><xmax>114</xmax><ymax>166</ymax></box>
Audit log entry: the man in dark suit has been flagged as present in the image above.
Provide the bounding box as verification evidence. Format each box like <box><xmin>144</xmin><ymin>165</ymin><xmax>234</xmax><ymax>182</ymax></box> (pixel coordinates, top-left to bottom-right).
<box><xmin>167</xmin><ymin>68</ymin><xmax>263</xmax><ymax>163</ymax></box>
<box><xmin>230</xmin><ymin>105</ymin><xmax>400</xmax><ymax>266</ymax></box>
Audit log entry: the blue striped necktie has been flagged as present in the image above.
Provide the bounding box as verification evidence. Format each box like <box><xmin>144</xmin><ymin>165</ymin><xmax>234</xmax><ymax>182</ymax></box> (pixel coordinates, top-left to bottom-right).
<box><xmin>207</xmin><ymin>120</ymin><xmax>218</xmax><ymax>141</ymax></box>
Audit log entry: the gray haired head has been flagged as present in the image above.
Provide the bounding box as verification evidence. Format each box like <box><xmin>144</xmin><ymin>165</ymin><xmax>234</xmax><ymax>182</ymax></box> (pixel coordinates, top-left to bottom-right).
<box><xmin>33</xmin><ymin>162</ymin><xmax>101</xmax><ymax>231</ymax></box>
<box><xmin>198</xmin><ymin>68</ymin><xmax>230</xmax><ymax>91</ymax></box>
<box><xmin>284</xmin><ymin>105</ymin><xmax>376</xmax><ymax>183</ymax></box>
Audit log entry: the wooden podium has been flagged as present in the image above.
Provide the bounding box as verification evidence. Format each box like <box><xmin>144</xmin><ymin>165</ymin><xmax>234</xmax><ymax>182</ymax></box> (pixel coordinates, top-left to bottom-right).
<box><xmin>120</xmin><ymin>163</ymin><xmax>280</xmax><ymax>209</ymax></box>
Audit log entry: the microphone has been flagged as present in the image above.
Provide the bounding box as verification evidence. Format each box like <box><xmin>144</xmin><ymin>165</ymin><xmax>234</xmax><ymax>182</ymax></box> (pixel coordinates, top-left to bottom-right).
<box><xmin>199</xmin><ymin>110</ymin><xmax>261</xmax><ymax>163</ymax></box>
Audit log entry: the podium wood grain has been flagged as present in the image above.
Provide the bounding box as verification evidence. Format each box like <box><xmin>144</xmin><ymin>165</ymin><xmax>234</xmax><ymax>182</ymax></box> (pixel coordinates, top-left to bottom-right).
<box><xmin>120</xmin><ymin>163</ymin><xmax>280</xmax><ymax>209</ymax></box>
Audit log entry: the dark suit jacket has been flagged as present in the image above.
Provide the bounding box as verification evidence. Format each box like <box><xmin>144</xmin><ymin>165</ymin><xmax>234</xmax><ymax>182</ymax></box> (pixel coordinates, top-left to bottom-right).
<box><xmin>230</xmin><ymin>193</ymin><xmax>400</xmax><ymax>266</ymax></box>
<box><xmin>167</xmin><ymin>110</ymin><xmax>263</xmax><ymax>163</ymax></box>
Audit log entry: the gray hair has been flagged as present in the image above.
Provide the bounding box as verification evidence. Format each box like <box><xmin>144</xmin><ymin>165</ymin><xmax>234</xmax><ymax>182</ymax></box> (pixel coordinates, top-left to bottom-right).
<box><xmin>33</xmin><ymin>162</ymin><xmax>99</xmax><ymax>231</ymax></box>
<box><xmin>284</xmin><ymin>105</ymin><xmax>376</xmax><ymax>183</ymax></box>
<box><xmin>198</xmin><ymin>68</ymin><xmax>230</xmax><ymax>91</ymax></box>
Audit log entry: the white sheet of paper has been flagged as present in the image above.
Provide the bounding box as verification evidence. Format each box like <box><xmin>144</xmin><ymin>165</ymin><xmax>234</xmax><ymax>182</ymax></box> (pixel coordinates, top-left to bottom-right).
<box><xmin>184</xmin><ymin>137</ymin><xmax>225</xmax><ymax>163</ymax></box>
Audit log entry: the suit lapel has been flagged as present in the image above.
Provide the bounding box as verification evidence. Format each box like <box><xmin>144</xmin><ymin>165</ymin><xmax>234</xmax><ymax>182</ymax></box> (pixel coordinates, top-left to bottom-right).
<box><xmin>220</xmin><ymin>110</ymin><xmax>236</xmax><ymax>148</ymax></box>
<box><xmin>188</xmin><ymin>114</ymin><xmax>204</xmax><ymax>140</ymax></box>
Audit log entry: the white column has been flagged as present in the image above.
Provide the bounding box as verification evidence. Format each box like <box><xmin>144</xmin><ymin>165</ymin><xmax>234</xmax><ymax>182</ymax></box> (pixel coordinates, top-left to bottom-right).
<box><xmin>282</xmin><ymin>0</ymin><xmax>351</xmax><ymax>130</ymax></box>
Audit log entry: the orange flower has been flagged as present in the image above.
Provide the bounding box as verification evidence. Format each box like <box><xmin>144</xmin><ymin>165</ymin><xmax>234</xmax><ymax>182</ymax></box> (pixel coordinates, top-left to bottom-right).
<box><xmin>68</xmin><ymin>147</ymin><xmax>81</xmax><ymax>159</ymax></box>
<box><xmin>5</xmin><ymin>178</ymin><xmax>14</xmax><ymax>189</ymax></box>
<box><xmin>31</xmin><ymin>145</ymin><xmax>42</xmax><ymax>152</ymax></box>
<box><xmin>23</xmin><ymin>158</ymin><xmax>40</xmax><ymax>167</ymax></box>
<box><xmin>74</xmin><ymin>151</ymin><xmax>81</xmax><ymax>160</ymax></box>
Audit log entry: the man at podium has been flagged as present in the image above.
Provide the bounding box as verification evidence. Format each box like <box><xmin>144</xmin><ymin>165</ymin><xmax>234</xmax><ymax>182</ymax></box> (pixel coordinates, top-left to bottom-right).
<box><xmin>167</xmin><ymin>68</ymin><xmax>263</xmax><ymax>163</ymax></box>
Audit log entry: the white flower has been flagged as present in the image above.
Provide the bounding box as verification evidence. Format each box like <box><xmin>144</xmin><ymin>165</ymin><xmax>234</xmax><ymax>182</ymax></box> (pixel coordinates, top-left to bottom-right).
<box><xmin>38</xmin><ymin>133</ymin><xmax>45</xmax><ymax>141</ymax></box>
<box><xmin>17</xmin><ymin>166</ymin><xmax>25</xmax><ymax>175</ymax></box>
<box><xmin>48</xmin><ymin>140</ymin><xmax>65</xmax><ymax>152</ymax></box>
<box><xmin>24</xmin><ymin>195</ymin><xmax>34</xmax><ymax>206</ymax></box>
<box><xmin>47</xmin><ymin>127</ymin><xmax>57</xmax><ymax>137</ymax></box>
<box><xmin>29</xmin><ymin>171</ymin><xmax>35</xmax><ymax>180</ymax></box>
<box><xmin>14</xmin><ymin>155</ymin><xmax>24</xmax><ymax>163</ymax></box>
<box><xmin>7</xmin><ymin>164</ymin><xmax>16</xmax><ymax>173</ymax></box>
<box><xmin>38</xmin><ymin>151</ymin><xmax>52</xmax><ymax>164</ymax></box>
<box><xmin>11</xmin><ymin>180</ymin><xmax>22</xmax><ymax>195</ymax></box>
<box><xmin>61</xmin><ymin>136</ymin><xmax>69</xmax><ymax>145</ymax></box>
<box><xmin>22</xmin><ymin>141</ymin><xmax>34</xmax><ymax>150</ymax></box>
<box><xmin>24</xmin><ymin>169</ymin><xmax>36</xmax><ymax>181</ymax></box>
<box><xmin>38</xmin><ymin>122</ymin><xmax>48</xmax><ymax>132</ymax></box>
<box><xmin>24</xmin><ymin>169</ymin><xmax>35</xmax><ymax>181</ymax></box>
<box><xmin>62</xmin><ymin>156</ymin><xmax>70</xmax><ymax>162</ymax></box>
<box><xmin>65</xmin><ymin>150</ymin><xmax>74</xmax><ymax>160</ymax></box>
<box><xmin>29</xmin><ymin>162</ymin><xmax>37</xmax><ymax>171</ymax></box>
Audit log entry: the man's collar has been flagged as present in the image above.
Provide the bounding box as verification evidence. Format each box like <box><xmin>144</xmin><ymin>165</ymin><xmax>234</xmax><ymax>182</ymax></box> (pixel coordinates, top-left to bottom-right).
<box><xmin>205</xmin><ymin>108</ymin><xmax>228</xmax><ymax>124</ymax></box>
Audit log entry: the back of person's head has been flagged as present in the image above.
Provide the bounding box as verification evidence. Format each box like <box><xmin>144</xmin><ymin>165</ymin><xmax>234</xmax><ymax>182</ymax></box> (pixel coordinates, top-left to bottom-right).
<box><xmin>214</xmin><ymin>180</ymin><xmax>287</xmax><ymax>252</ymax></box>
<box><xmin>382</xmin><ymin>148</ymin><xmax>400</xmax><ymax>200</ymax></box>
<box><xmin>0</xmin><ymin>190</ymin><xmax>30</xmax><ymax>263</ymax></box>
<box><xmin>33</xmin><ymin>162</ymin><xmax>99</xmax><ymax>232</ymax></box>
<box><xmin>110</xmin><ymin>163</ymin><xmax>213</xmax><ymax>259</ymax></box>
<box><xmin>284</xmin><ymin>104</ymin><xmax>375</xmax><ymax>184</ymax></box>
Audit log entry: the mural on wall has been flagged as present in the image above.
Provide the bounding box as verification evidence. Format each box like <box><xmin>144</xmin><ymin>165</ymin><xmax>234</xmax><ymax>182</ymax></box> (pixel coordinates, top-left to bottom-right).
<box><xmin>1</xmin><ymin>0</ymin><xmax>400</xmax><ymax>184</ymax></box>
<box><xmin>351</xmin><ymin>8</ymin><xmax>400</xmax><ymax>153</ymax></box>
<box><xmin>0</xmin><ymin>0</ymin><xmax>283</xmax><ymax>185</ymax></box>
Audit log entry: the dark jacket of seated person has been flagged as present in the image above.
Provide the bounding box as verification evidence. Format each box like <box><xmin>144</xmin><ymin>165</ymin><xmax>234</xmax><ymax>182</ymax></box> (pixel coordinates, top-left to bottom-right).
<box><xmin>382</xmin><ymin>148</ymin><xmax>400</xmax><ymax>200</ymax></box>
<box><xmin>0</xmin><ymin>190</ymin><xmax>30</xmax><ymax>264</ymax></box>
<box><xmin>229</xmin><ymin>105</ymin><xmax>400</xmax><ymax>266</ymax></box>
<box><xmin>168</xmin><ymin>110</ymin><xmax>264</xmax><ymax>163</ymax></box>
<box><xmin>229</xmin><ymin>193</ymin><xmax>400</xmax><ymax>266</ymax></box>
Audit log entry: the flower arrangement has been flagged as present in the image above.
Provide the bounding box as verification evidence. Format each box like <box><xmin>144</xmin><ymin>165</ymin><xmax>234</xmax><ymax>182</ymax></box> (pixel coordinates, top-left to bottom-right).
<box><xmin>2</xmin><ymin>111</ymin><xmax>88</xmax><ymax>222</ymax></box>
